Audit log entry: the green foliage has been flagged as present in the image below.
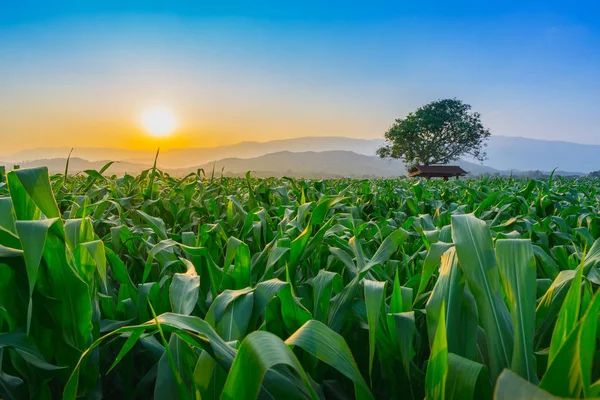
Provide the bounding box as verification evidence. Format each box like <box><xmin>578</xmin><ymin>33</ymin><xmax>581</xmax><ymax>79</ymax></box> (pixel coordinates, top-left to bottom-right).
<box><xmin>377</xmin><ymin>98</ymin><xmax>491</xmax><ymax>168</ymax></box>
<box><xmin>2</xmin><ymin>166</ymin><xmax>600</xmax><ymax>399</ymax></box>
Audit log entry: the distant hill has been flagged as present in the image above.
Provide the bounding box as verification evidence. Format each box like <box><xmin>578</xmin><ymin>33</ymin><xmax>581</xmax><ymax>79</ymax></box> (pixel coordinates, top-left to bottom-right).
<box><xmin>0</xmin><ymin>152</ymin><xmax>502</xmax><ymax>178</ymax></box>
<box><xmin>6</xmin><ymin>148</ymin><xmax>154</xmax><ymax>165</ymax></box>
<box><xmin>1</xmin><ymin>135</ymin><xmax>598</xmax><ymax>173</ymax></box>
<box><xmin>153</xmin><ymin>137</ymin><xmax>384</xmax><ymax>169</ymax></box>
<box><xmin>173</xmin><ymin>151</ymin><xmax>501</xmax><ymax>178</ymax></box>
<box><xmin>484</xmin><ymin>136</ymin><xmax>599</xmax><ymax>172</ymax></box>
<box><xmin>8</xmin><ymin>157</ymin><xmax>151</xmax><ymax>175</ymax></box>
<box><xmin>2</xmin><ymin>137</ymin><xmax>384</xmax><ymax>169</ymax></box>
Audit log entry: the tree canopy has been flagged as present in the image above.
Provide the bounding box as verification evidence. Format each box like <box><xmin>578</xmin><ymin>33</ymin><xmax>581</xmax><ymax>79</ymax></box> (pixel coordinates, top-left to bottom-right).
<box><xmin>377</xmin><ymin>98</ymin><xmax>490</xmax><ymax>168</ymax></box>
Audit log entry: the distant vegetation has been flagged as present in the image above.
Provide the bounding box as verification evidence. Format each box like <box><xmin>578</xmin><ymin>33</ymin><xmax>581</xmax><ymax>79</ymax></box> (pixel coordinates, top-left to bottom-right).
<box><xmin>2</xmin><ymin>166</ymin><xmax>600</xmax><ymax>398</ymax></box>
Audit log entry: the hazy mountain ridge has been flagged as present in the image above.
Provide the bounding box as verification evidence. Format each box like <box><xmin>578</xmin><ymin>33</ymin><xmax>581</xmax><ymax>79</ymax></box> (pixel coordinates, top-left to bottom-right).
<box><xmin>10</xmin><ymin>157</ymin><xmax>152</xmax><ymax>175</ymax></box>
<box><xmin>169</xmin><ymin>151</ymin><xmax>503</xmax><ymax>178</ymax></box>
<box><xmin>484</xmin><ymin>136</ymin><xmax>600</xmax><ymax>172</ymax></box>
<box><xmin>7</xmin><ymin>148</ymin><xmax>153</xmax><ymax>164</ymax></box>
<box><xmin>0</xmin><ymin>151</ymin><xmax>504</xmax><ymax>178</ymax></box>
<box><xmin>3</xmin><ymin>137</ymin><xmax>384</xmax><ymax>168</ymax></box>
<box><xmin>1</xmin><ymin>135</ymin><xmax>598</xmax><ymax>174</ymax></box>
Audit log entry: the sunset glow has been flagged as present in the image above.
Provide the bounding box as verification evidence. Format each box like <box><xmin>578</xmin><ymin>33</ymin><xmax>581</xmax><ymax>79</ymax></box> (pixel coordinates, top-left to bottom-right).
<box><xmin>139</xmin><ymin>107</ymin><xmax>178</xmax><ymax>138</ymax></box>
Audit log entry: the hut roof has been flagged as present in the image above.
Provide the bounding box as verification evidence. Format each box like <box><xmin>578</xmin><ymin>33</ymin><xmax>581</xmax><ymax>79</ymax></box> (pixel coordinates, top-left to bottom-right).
<box><xmin>408</xmin><ymin>165</ymin><xmax>468</xmax><ymax>178</ymax></box>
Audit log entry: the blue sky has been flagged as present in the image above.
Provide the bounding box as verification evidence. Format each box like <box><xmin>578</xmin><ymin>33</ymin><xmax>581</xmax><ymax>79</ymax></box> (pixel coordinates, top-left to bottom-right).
<box><xmin>1</xmin><ymin>1</ymin><xmax>599</xmax><ymax>151</ymax></box>
<box><xmin>3</xmin><ymin>1</ymin><xmax>599</xmax><ymax>24</ymax></box>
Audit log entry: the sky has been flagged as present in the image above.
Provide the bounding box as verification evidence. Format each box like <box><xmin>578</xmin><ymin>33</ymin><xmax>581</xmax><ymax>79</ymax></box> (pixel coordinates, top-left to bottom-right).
<box><xmin>1</xmin><ymin>0</ymin><xmax>599</xmax><ymax>154</ymax></box>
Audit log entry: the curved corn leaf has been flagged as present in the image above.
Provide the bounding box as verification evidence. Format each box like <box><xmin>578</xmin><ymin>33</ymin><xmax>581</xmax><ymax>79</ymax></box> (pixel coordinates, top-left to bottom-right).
<box><xmin>286</xmin><ymin>319</ymin><xmax>373</xmax><ymax>400</ymax></box>
<box><xmin>364</xmin><ymin>279</ymin><xmax>386</xmax><ymax>384</ymax></box>
<box><xmin>426</xmin><ymin>247</ymin><xmax>478</xmax><ymax>361</ymax></box>
<box><xmin>221</xmin><ymin>331</ymin><xmax>318</xmax><ymax>400</ymax></box>
<box><xmin>540</xmin><ymin>288</ymin><xmax>600</xmax><ymax>398</ymax></box>
<box><xmin>169</xmin><ymin>258</ymin><xmax>200</xmax><ymax>315</ymax></box>
<box><xmin>426</xmin><ymin>304</ymin><xmax>448</xmax><ymax>400</ymax></box>
<box><xmin>495</xmin><ymin>370</ymin><xmax>557</xmax><ymax>400</ymax></box>
<box><xmin>496</xmin><ymin>239</ymin><xmax>538</xmax><ymax>383</ymax></box>
<box><xmin>446</xmin><ymin>353</ymin><xmax>490</xmax><ymax>400</ymax></box>
<box><xmin>547</xmin><ymin>265</ymin><xmax>583</xmax><ymax>365</ymax></box>
<box><xmin>452</xmin><ymin>214</ymin><xmax>514</xmax><ymax>381</ymax></box>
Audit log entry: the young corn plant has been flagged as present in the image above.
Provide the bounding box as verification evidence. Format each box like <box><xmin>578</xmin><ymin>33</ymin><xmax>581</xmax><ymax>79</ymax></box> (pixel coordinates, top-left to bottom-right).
<box><xmin>1</xmin><ymin>165</ymin><xmax>600</xmax><ymax>399</ymax></box>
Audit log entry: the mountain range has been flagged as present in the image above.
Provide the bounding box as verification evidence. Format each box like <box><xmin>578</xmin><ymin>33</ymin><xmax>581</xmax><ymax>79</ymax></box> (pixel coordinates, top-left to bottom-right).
<box><xmin>3</xmin><ymin>137</ymin><xmax>383</xmax><ymax>169</ymax></box>
<box><xmin>1</xmin><ymin>135</ymin><xmax>598</xmax><ymax>177</ymax></box>
<box><xmin>0</xmin><ymin>153</ymin><xmax>500</xmax><ymax>178</ymax></box>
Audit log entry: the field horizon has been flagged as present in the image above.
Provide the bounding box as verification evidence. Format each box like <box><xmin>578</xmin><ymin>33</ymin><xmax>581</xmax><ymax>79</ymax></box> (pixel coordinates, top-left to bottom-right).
<box><xmin>1</xmin><ymin>134</ymin><xmax>598</xmax><ymax>177</ymax></box>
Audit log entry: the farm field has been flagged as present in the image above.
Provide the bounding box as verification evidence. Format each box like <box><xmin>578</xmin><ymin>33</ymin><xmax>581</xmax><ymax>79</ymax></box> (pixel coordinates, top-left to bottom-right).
<box><xmin>1</xmin><ymin>165</ymin><xmax>600</xmax><ymax>399</ymax></box>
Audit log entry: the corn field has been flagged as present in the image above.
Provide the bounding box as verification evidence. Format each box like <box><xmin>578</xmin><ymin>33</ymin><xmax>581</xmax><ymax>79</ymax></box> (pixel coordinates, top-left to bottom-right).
<box><xmin>1</xmin><ymin>165</ymin><xmax>600</xmax><ymax>399</ymax></box>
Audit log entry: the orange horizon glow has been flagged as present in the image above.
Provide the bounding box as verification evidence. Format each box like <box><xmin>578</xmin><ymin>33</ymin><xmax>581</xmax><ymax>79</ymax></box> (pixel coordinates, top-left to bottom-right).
<box><xmin>0</xmin><ymin>98</ymin><xmax>383</xmax><ymax>154</ymax></box>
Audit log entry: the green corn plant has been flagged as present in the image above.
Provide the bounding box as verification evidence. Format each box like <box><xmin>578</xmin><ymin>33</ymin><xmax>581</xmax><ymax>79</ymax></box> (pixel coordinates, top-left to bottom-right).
<box><xmin>1</xmin><ymin>166</ymin><xmax>600</xmax><ymax>399</ymax></box>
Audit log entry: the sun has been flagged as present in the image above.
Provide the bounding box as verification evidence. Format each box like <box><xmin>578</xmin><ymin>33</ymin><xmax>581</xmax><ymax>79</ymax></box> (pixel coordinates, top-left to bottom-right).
<box><xmin>139</xmin><ymin>106</ymin><xmax>178</xmax><ymax>137</ymax></box>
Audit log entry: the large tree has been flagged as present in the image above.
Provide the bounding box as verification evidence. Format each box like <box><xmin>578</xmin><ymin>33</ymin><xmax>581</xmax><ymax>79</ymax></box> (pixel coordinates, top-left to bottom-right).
<box><xmin>377</xmin><ymin>98</ymin><xmax>490</xmax><ymax>168</ymax></box>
